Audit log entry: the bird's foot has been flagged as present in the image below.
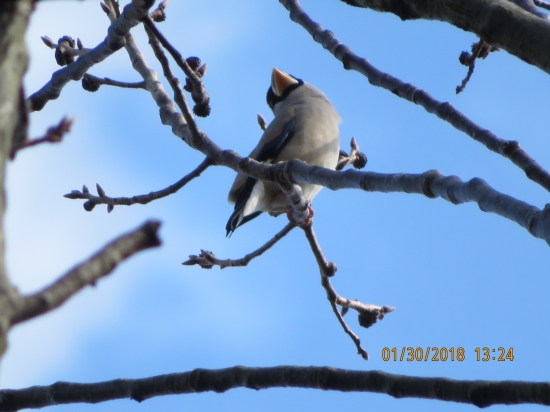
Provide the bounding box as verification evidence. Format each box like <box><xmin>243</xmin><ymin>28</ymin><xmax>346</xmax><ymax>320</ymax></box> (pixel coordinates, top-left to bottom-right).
<box><xmin>286</xmin><ymin>205</ymin><xmax>314</xmax><ymax>227</ymax></box>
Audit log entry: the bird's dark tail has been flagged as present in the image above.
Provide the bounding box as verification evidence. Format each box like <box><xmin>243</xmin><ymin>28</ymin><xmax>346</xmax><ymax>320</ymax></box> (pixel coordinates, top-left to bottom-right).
<box><xmin>226</xmin><ymin>210</ymin><xmax>262</xmax><ymax>237</ymax></box>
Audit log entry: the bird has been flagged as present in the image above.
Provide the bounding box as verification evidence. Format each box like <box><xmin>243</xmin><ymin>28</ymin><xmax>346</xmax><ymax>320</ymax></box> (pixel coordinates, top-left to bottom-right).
<box><xmin>226</xmin><ymin>68</ymin><xmax>341</xmax><ymax>236</ymax></box>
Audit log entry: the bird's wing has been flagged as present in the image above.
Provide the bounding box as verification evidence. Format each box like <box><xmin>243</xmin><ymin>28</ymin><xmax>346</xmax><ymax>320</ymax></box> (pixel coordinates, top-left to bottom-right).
<box><xmin>253</xmin><ymin>116</ymin><xmax>296</xmax><ymax>163</ymax></box>
<box><xmin>228</xmin><ymin>111</ymin><xmax>296</xmax><ymax>204</ymax></box>
<box><xmin>226</xmin><ymin>116</ymin><xmax>296</xmax><ymax>236</ymax></box>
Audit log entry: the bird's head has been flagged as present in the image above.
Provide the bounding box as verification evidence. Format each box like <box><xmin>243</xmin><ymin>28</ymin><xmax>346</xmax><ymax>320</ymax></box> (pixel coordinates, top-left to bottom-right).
<box><xmin>266</xmin><ymin>68</ymin><xmax>303</xmax><ymax>110</ymax></box>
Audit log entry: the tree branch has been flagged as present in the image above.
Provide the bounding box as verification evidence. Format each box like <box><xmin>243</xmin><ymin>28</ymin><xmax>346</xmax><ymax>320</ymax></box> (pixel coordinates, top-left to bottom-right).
<box><xmin>534</xmin><ymin>0</ymin><xmax>550</xmax><ymax>11</ymax></box>
<box><xmin>336</xmin><ymin>0</ymin><xmax>550</xmax><ymax>72</ymax></box>
<box><xmin>11</xmin><ymin>117</ymin><xmax>73</xmax><ymax>159</ymax></box>
<box><xmin>141</xmin><ymin>15</ymin><xmax>211</xmax><ymax>117</ymax></box>
<box><xmin>183</xmin><ymin>223</ymin><xmax>295</xmax><ymax>269</ymax></box>
<box><xmin>63</xmin><ymin>158</ymin><xmax>211</xmax><ymax>212</ymax></box>
<box><xmin>81</xmin><ymin>73</ymin><xmax>146</xmax><ymax>91</ymax></box>
<box><xmin>27</xmin><ymin>0</ymin><xmax>155</xmax><ymax>112</ymax></box>
<box><xmin>1</xmin><ymin>366</ymin><xmax>548</xmax><ymax>410</ymax></box>
<box><xmin>241</xmin><ymin>158</ymin><xmax>550</xmax><ymax>245</ymax></box>
<box><xmin>279</xmin><ymin>0</ymin><xmax>550</xmax><ymax>194</ymax></box>
<box><xmin>301</xmin><ymin>222</ymin><xmax>393</xmax><ymax>359</ymax></box>
<box><xmin>9</xmin><ymin>220</ymin><xmax>161</xmax><ymax>325</ymax></box>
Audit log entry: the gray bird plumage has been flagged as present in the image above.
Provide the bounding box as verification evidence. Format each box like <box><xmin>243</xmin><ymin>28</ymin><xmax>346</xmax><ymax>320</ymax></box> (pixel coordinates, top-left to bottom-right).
<box><xmin>226</xmin><ymin>68</ymin><xmax>341</xmax><ymax>236</ymax></box>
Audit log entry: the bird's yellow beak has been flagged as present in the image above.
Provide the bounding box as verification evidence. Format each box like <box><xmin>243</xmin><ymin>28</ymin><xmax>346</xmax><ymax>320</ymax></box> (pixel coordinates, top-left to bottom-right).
<box><xmin>271</xmin><ymin>68</ymin><xmax>300</xmax><ymax>97</ymax></box>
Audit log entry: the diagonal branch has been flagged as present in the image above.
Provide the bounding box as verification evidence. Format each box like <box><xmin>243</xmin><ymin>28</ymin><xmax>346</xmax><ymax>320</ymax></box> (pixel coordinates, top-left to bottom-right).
<box><xmin>63</xmin><ymin>158</ymin><xmax>212</xmax><ymax>212</ymax></box>
<box><xmin>11</xmin><ymin>117</ymin><xmax>73</xmax><ymax>159</ymax></box>
<box><xmin>335</xmin><ymin>0</ymin><xmax>550</xmax><ymax>72</ymax></box>
<box><xmin>27</xmin><ymin>0</ymin><xmax>155</xmax><ymax>112</ymax></box>
<box><xmin>183</xmin><ymin>223</ymin><xmax>295</xmax><ymax>269</ymax></box>
<box><xmin>141</xmin><ymin>15</ymin><xmax>211</xmax><ymax>117</ymax></box>
<box><xmin>279</xmin><ymin>0</ymin><xmax>550</xmax><ymax>194</ymax></box>
<box><xmin>9</xmin><ymin>220</ymin><xmax>161</xmax><ymax>325</ymax></box>
<box><xmin>534</xmin><ymin>0</ymin><xmax>550</xmax><ymax>11</ymax></box>
<box><xmin>301</xmin><ymin>222</ymin><xmax>393</xmax><ymax>360</ymax></box>
<box><xmin>1</xmin><ymin>366</ymin><xmax>548</xmax><ymax>410</ymax></box>
<box><xmin>81</xmin><ymin>73</ymin><xmax>146</xmax><ymax>91</ymax></box>
<box><xmin>240</xmin><ymin>158</ymin><xmax>550</xmax><ymax>246</ymax></box>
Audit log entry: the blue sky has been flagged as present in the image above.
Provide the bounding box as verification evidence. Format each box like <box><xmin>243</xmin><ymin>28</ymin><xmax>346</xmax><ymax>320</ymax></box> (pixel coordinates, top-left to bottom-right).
<box><xmin>2</xmin><ymin>0</ymin><xmax>549</xmax><ymax>411</ymax></box>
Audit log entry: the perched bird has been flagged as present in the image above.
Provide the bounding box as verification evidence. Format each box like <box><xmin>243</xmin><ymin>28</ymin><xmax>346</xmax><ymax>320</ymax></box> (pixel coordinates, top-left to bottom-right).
<box><xmin>226</xmin><ymin>68</ymin><xmax>341</xmax><ymax>236</ymax></box>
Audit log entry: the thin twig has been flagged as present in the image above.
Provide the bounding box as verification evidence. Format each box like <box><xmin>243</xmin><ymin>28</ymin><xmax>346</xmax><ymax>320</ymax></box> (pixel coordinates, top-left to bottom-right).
<box><xmin>28</xmin><ymin>0</ymin><xmax>155</xmax><ymax>111</ymax></box>
<box><xmin>140</xmin><ymin>24</ymin><xmax>206</xmax><ymax>145</ymax></box>
<box><xmin>323</xmin><ymin>276</ymin><xmax>369</xmax><ymax>359</ymax></box>
<box><xmin>279</xmin><ymin>0</ymin><xmax>550</xmax><ymax>193</ymax></box>
<box><xmin>11</xmin><ymin>117</ymin><xmax>73</xmax><ymax>159</ymax></box>
<box><xmin>64</xmin><ymin>158</ymin><xmax>211</xmax><ymax>212</ymax></box>
<box><xmin>301</xmin><ymin>222</ymin><xmax>392</xmax><ymax>360</ymax></box>
<box><xmin>82</xmin><ymin>73</ymin><xmax>146</xmax><ymax>91</ymax></box>
<box><xmin>149</xmin><ymin>0</ymin><xmax>168</xmax><ymax>22</ymax></box>
<box><xmin>144</xmin><ymin>25</ymin><xmax>190</xmax><ymax>121</ymax></box>
<box><xmin>301</xmin><ymin>223</ymin><xmax>336</xmax><ymax>278</ymax></box>
<box><xmin>183</xmin><ymin>223</ymin><xmax>296</xmax><ymax>269</ymax></box>
<box><xmin>10</xmin><ymin>220</ymin><xmax>161</xmax><ymax>325</ymax></box>
<box><xmin>456</xmin><ymin>40</ymin><xmax>486</xmax><ymax>94</ymax></box>
<box><xmin>141</xmin><ymin>15</ymin><xmax>211</xmax><ymax>117</ymax></box>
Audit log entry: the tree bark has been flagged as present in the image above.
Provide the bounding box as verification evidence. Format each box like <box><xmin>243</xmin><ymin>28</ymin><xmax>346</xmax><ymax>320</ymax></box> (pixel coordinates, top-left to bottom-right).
<box><xmin>0</xmin><ymin>0</ymin><xmax>34</xmax><ymax>357</ymax></box>
<box><xmin>339</xmin><ymin>0</ymin><xmax>550</xmax><ymax>74</ymax></box>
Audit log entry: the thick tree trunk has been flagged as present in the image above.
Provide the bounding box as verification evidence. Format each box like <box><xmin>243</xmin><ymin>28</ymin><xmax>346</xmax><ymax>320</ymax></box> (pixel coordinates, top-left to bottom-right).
<box><xmin>0</xmin><ymin>0</ymin><xmax>33</xmax><ymax>357</ymax></box>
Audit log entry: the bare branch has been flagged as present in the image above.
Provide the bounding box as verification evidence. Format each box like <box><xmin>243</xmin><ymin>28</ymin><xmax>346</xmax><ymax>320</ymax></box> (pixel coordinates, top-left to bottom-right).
<box><xmin>2</xmin><ymin>366</ymin><xmax>548</xmax><ymax>410</ymax></box>
<box><xmin>81</xmin><ymin>73</ymin><xmax>146</xmax><ymax>92</ymax></box>
<box><xmin>455</xmin><ymin>40</ymin><xmax>488</xmax><ymax>94</ymax></box>
<box><xmin>27</xmin><ymin>0</ymin><xmax>156</xmax><ymax>112</ymax></box>
<box><xmin>10</xmin><ymin>220</ymin><xmax>161</xmax><ymax>325</ymax></box>
<box><xmin>143</xmin><ymin>24</ymin><xmax>193</xmax><ymax>123</ymax></box>
<box><xmin>323</xmin><ymin>278</ymin><xmax>369</xmax><ymax>360</ymax></box>
<box><xmin>149</xmin><ymin>0</ymin><xmax>168</xmax><ymax>22</ymax></box>
<box><xmin>334</xmin><ymin>0</ymin><xmax>550</xmax><ymax>71</ymax></box>
<box><xmin>141</xmin><ymin>15</ymin><xmax>211</xmax><ymax>117</ymax></box>
<box><xmin>279</xmin><ymin>0</ymin><xmax>550</xmax><ymax>193</ymax></box>
<box><xmin>534</xmin><ymin>0</ymin><xmax>550</xmax><ymax>11</ymax></box>
<box><xmin>241</xmin><ymin>158</ymin><xmax>550</xmax><ymax>245</ymax></box>
<box><xmin>64</xmin><ymin>158</ymin><xmax>211</xmax><ymax>212</ymax></box>
<box><xmin>302</xmin><ymin>222</ymin><xmax>388</xmax><ymax>359</ymax></box>
<box><xmin>11</xmin><ymin>117</ymin><xmax>73</xmax><ymax>159</ymax></box>
<box><xmin>301</xmin><ymin>223</ymin><xmax>336</xmax><ymax>278</ymax></box>
<box><xmin>183</xmin><ymin>223</ymin><xmax>295</xmax><ymax>269</ymax></box>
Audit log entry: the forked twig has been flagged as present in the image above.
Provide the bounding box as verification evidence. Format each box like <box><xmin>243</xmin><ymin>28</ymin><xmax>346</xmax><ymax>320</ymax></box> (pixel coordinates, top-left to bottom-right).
<box><xmin>301</xmin><ymin>222</ymin><xmax>394</xmax><ymax>360</ymax></box>
<box><xmin>64</xmin><ymin>158</ymin><xmax>212</xmax><ymax>212</ymax></box>
<box><xmin>456</xmin><ymin>40</ymin><xmax>488</xmax><ymax>94</ymax></box>
<box><xmin>141</xmin><ymin>15</ymin><xmax>211</xmax><ymax>117</ymax></box>
<box><xmin>183</xmin><ymin>223</ymin><xmax>296</xmax><ymax>269</ymax></box>
<box><xmin>11</xmin><ymin>117</ymin><xmax>74</xmax><ymax>159</ymax></box>
<box><xmin>28</xmin><ymin>0</ymin><xmax>155</xmax><ymax>111</ymax></box>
